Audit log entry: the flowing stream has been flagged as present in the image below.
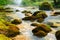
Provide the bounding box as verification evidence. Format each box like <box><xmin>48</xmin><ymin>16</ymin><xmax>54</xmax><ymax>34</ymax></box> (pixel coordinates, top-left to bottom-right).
<box><xmin>6</xmin><ymin>5</ymin><xmax>60</xmax><ymax>40</ymax></box>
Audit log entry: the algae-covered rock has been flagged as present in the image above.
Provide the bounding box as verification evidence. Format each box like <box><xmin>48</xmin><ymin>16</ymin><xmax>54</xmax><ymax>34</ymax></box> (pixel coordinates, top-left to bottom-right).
<box><xmin>32</xmin><ymin>23</ymin><xmax>51</xmax><ymax>37</ymax></box>
<box><xmin>55</xmin><ymin>30</ymin><xmax>60</xmax><ymax>40</ymax></box>
<box><xmin>34</xmin><ymin>30</ymin><xmax>47</xmax><ymax>37</ymax></box>
<box><xmin>0</xmin><ymin>19</ymin><xmax>20</xmax><ymax>37</ymax></box>
<box><xmin>37</xmin><ymin>18</ymin><xmax>44</xmax><ymax>23</ymax></box>
<box><xmin>22</xmin><ymin>16</ymin><xmax>37</xmax><ymax>21</ymax></box>
<box><xmin>0</xmin><ymin>6</ymin><xmax>5</xmax><ymax>12</ymax></box>
<box><xmin>22</xmin><ymin>10</ymin><xmax>31</xmax><ymax>13</ymax></box>
<box><xmin>31</xmin><ymin>23</ymin><xmax>38</xmax><ymax>26</ymax></box>
<box><xmin>11</xmin><ymin>19</ymin><xmax>22</xmax><ymax>25</ymax></box>
<box><xmin>39</xmin><ymin>2</ymin><xmax>53</xmax><ymax>10</ymax></box>
<box><xmin>33</xmin><ymin>11</ymin><xmax>47</xmax><ymax>19</ymax></box>
<box><xmin>23</xmin><ymin>11</ymin><xmax>47</xmax><ymax>22</ymax></box>
<box><xmin>32</xmin><ymin>23</ymin><xmax>51</xmax><ymax>33</ymax></box>
<box><xmin>0</xmin><ymin>34</ymin><xmax>11</xmax><ymax>40</ymax></box>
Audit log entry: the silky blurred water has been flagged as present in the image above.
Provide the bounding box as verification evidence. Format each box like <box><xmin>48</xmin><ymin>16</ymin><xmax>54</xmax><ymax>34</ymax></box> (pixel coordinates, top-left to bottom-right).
<box><xmin>6</xmin><ymin>5</ymin><xmax>60</xmax><ymax>40</ymax></box>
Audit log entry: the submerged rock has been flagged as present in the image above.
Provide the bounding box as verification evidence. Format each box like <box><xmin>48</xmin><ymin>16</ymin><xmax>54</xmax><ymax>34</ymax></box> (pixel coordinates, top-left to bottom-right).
<box><xmin>55</xmin><ymin>30</ymin><xmax>60</xmax><ymax>40</ymax></box>
<box><xmin>45</xmin><ymin>22</ymin><xmax>57</xmax><ymax>28</ymax></box>
<box><xmin>11</xmin><ymin>19</ymin><xmax>22</xmax><ymax>25</ymax></box>
<box><xmin>39</xmin><ymin>2</ymin><xmax>53</xmax><ymax>10</ymax></box>
<box><xmin>32</xmin><ymin>23</ymin><xmax>51</xmax><ymax>37</ymax></box>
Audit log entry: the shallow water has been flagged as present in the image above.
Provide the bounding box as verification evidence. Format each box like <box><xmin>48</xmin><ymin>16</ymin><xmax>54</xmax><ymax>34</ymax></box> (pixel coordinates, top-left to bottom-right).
<box><xmin>6</xmin><ymin>5</ymin><xmax>60</xmax><ymax>40</ymax></box>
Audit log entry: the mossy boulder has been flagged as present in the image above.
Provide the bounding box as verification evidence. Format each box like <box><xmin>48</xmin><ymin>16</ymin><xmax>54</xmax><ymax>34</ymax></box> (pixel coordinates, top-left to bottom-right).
<box><xmin>23</xmin><ymin>11</ymin><xmax>47</xmax><ymax>22</ymax></box>
<box><xmin>22</xmin><ymin>16</ymin><xmax>37</xmax><ymax>21</ymax></box>
<box><xmin>34</xmin><ymin>30</ymin><xmax>47</xmax><ymax>37</ymax></box>
<box><xmin>55</xmin><ymin>30</ymin><xmax>60</xmax><ymax>40</ymax></box>
<box><xmin>39</xmin><ymin>2</ymin><xmax>53</xmax><ymax>10</ymax></box>
<box><xmin>0</xmin><ymin>19</ymin><xmax>20</xmax><ymax>37</ymax></box>
<box><xmin>37</xmin><ymin>18</ymin><xmax>44</xmax><ymax>23</ymax></box>
<box><xmin>31</xmin><ymin>23</ymin><xmax>38</xmax><ymax>26</ymax></box>
<box><xmin>0</xmin><ymin>34</ymin><xmax>11</xmax><ymax>40</ymax></box>
<box><xmin>33</xmin><ymin>11</ymin><xmax>47</xmax><ymax>19</ymax></box>
<box><xmin>32</xmin><ymin>23</ymin><xmax>51</xmax><ymax>37</ymax></box>
<box><xmin>11</xmin><ymin>19</ymin><xmax>22</xmax><ymax>25</ymax></box>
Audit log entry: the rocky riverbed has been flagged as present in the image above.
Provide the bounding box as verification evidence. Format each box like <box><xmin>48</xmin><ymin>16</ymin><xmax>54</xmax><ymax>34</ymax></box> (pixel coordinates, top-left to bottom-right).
<box><xmin>4</xmin><ymin>5</ymin><xmax>60</xmax><ymax>40</ymax></box>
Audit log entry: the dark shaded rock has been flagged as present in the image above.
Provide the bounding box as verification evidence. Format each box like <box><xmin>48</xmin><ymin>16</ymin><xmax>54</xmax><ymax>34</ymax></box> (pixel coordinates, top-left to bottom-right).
<box><xmin>55</xmin><ymin>30</ymin><xmax>60</xmax><ymax>40</ymax></box>
<box><xmin>0</xmin><ymin>6</ymin><xmax>5</xmax><ymax>12</ymax></box>
<box><xmin>32</xmin><ymin>23</ymin><xmax>51</xmax><ymax>33</ymax></box>
<box><xmin>11</xmin><ymin>19</ymin><xmax>22</xmax><ymax>25</ymax></box>
<box><xmin>33</xmin><ymin>11</ymin><xmax>47</xmax><ymax>19</ymax></box>
<box><xmin>22</xmin><ymin>16</ymin><xmax>37</xmax><ymax>21</ymax></box>
<box><xmin>16</xmin><ymin>10</ymin><xmax>20</xmax><ymax>12</ymax></box>
<box><xmin>32</xmin><ymin>23</ymin><xmax>51</xmax><ymax>37</ymax></box>
<box><xmin>34</xmin><ymin>30</ymin><xmax>47</xmax><ymax>37</ymax></box>
<box><xmin>23</xmin><ymin>11</ymin><xmax>47</xmax><ymax>22</ymax></box>
<box><xmin>37</xmin><ymin>18</ymin><xmax>44</xmax><ymax>23</ymax></box>
<box><xmin>39</xmin><ymin>2</ymin><xmax>54</xmax><ymax>10</ymax></box>
<box><xmin>22</xmin><ymin>10</ymin><xmax>31</xmax><ymax>13</ymax></box>
<box><xmin>51</xmin><ymin>12</ymin><xmax>60</xmax><ymax>16</ymax></box>
<box><xmin>31</xmin><ymin>23</ymin><xmax>38</xmax><ymax>26</ymax></box>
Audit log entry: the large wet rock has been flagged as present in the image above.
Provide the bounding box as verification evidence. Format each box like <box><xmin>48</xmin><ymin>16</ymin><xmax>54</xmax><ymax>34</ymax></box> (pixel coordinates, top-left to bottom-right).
<box><xmin>22</xmin><ymin>16</ymin><xmax>37</xmax><ymax>21</ymax></box>
<box><xmin>39</xmin><ymin>2</ymin><xmax>53</xmax><ymax>10</ymax></box>
<box><xmin>23</xmin><ymin>11</ymin><xmax>47</xmax><ymax>22</ymax></box>
<box><xmin>11</xmin><ymin>19</ymin><xmax>22</xmax><ymax>25</ymax></box>
<box><xmin>34</xmin><ymin>30</ymin><xmax>47</xmax><ymax>37</ymax></box>
<box><xmin>55</xmin><ymin>30</ymin><xmax>60</xmax><ymax>40</ymax></box>
<box><xmin>33</xmin><ymin>11</ymin><xmax>47</xmax><ymax>19</ymax></box>
<box><xmin>0</xmin><ymin>34</ymin><xmax>12</xmax><ymax>40</ymax></box>
<box><xmin>0</xmin><ymin>19</ymin><xmax>20</xmax><ymax>37</ymax></box>
<box><xmin>37</xmin><ymin>18</ymin><xmax>44</xmax><ymax>23</ymax></box>
<box><xmin>32</xmin><ymin>23</ymin><xmax>51</xmax><ymax>37</ymax></box>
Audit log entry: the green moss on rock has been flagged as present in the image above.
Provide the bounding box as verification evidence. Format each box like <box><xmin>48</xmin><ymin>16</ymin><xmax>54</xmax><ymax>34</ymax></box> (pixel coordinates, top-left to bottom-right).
<box><xmin>32</xmin><ymin>23</ymin><xmax>51</xmax><ymax>37</ymax></box>
<box><xmin>0</xmin><ymin>34</ymin><xmax>11</xmax><ymax>40</ymax></box>
<box><xmin>0</xmin><ymin>19</ymin><xmax>20</xmax><ymax>37</ymax></box>
<box><xmin>55</xmin><ymin>30</ymin><xmax>60</xmax><ymax>40</ymax></box>
<box><xmin>39</xmin><ymin>2</ymin><xmax>54</xmax><ymax>10</ymax></box>
<box><xmin>11</xmin><ymin>19</ymin><xmax>22</xmax><ymax>25</ymax></box>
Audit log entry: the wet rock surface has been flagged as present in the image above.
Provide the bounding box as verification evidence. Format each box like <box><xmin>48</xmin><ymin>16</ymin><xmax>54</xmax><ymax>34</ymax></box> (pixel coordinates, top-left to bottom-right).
<box><xmin>55</xmin><ymin>30</ymin><xmax>60</xmax><ymax>40</ymax></box>
<box><xmin>0</xmin><ymin>19</ymin><xmax>20</xmax><ymax>37</ymax></box>
<box><xmin>22</xmin><ymin>11</ymin><xmax>47</xmax><ymax>22</ymax></box>
<box><xmin>32</xmin><ymin>23</ymin><xmax>51</xmax><ymax>37</ymax></box>
<box><xmin>39</xmin><ymin>2</ymin><xmax>54</xmax><ymax>10</ymax></box>
<box><xmin>11</xmin><ymin>19</ymin><xmax>22</xmax><ymax>25</ymax></box>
